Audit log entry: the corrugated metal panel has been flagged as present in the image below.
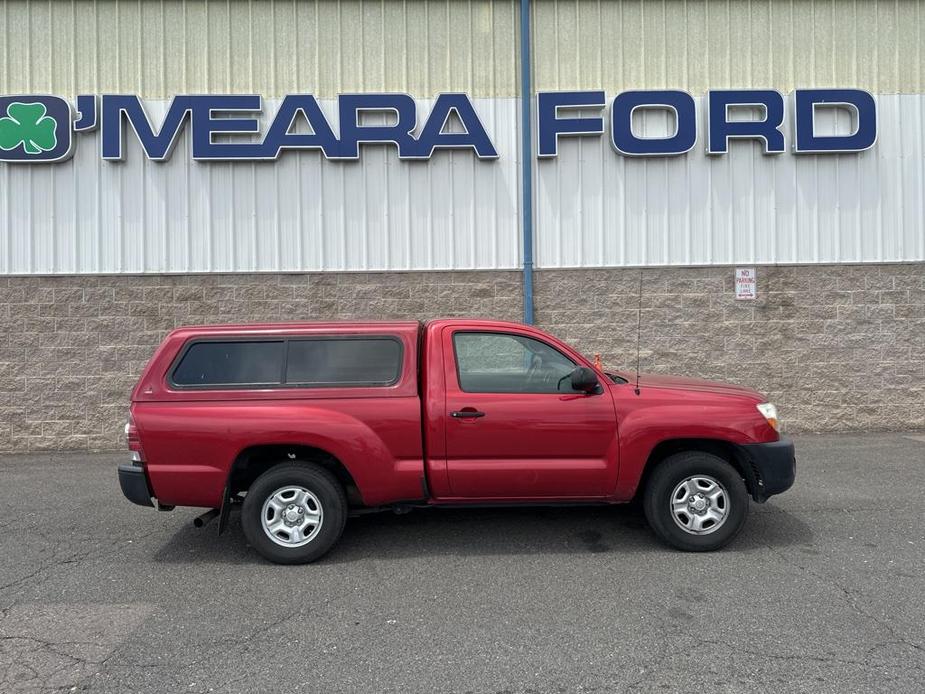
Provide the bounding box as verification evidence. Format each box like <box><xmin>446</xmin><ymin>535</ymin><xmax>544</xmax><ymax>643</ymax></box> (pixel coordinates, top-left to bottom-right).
<box><xmin>535</xmin><ymin>94</ymin><xmax>925</xmax><ymax>267</ymax></box>
<box><xmin>530</xmin><ymin>0</ymin><xmax>925</xmax><ymax>268</ymax></box>
<box><xmin>0</xmin><ymin>98</ymin><xmax>521</xmax><ymax>273</ymax></box>
<box><xmin>533</xmin><ymin>0</ymin><xmax>924</xmax><ymax>94</ymax></box>
<box><xmin>0</xmin><ymin>0</ymin><xmax>519</xmax><ymax>99</ymax></box>
<box><xmin>3</xmin><ymin>0</ymin><xmax>925</xmax><ymax>275</ymax></box>
<box><xmin>9</xmin><ymin>0</ymin><xmax>921</xmax><ymax>99</ymax></box>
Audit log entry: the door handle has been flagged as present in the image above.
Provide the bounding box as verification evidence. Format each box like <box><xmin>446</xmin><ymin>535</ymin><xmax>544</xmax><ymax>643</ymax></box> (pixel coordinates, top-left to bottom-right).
<box><xmin>450</xmin><ymin>409</ymin><xmax>485</xmax><ymax>419</ymax></box>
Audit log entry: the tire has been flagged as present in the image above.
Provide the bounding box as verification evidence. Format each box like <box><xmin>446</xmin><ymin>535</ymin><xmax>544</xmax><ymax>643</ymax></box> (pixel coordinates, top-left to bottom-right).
<box><xmin>642</xmin><ymin>451</ymin><xmax>749</xmax><ymax>552</ymax></box>
<box><xmin>241</xmin><ymin>462</ymin><xmax>347</xmax><ymax>564</ymax></box>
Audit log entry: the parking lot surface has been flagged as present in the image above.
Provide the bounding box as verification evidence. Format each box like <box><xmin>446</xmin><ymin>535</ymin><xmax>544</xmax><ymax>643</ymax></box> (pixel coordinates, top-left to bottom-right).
<box><xmin>1</xmin><ymin>432</ymin><xmax>924</xmax><ymax>693</ymax></box>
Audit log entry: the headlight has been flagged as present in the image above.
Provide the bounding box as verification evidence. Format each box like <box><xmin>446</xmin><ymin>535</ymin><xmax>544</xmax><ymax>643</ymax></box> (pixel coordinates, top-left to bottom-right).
<box><xmin>756</xmin><ymin>402</ymin><xmax>779</xmax><ymax>431</ymax></box>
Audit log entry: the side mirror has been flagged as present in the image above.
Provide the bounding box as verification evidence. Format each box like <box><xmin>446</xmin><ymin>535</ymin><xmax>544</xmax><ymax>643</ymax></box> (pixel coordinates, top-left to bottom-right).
<box><xmin>570</xmin><ymin>366</ymin><xmax>601</xmax><ymax>394</ymax></box>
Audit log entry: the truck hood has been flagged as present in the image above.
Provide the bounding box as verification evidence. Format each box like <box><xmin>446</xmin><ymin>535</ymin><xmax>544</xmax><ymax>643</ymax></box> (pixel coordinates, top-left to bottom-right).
<box><xmin>613</xmin><ymin>371</ymin><xmax>765</xmax><ymax>400</ymax></box>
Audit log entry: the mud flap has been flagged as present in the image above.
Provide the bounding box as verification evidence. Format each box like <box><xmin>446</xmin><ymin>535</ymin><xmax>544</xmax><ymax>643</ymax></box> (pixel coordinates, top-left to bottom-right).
<box><xmin>217</xmin><ymin>482</ymin><xmax>232</xmax><ymax>535</ymax></box>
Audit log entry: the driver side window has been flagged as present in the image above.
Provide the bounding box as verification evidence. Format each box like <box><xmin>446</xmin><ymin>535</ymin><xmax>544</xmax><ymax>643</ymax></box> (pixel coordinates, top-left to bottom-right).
<box><xmin>453</xmin><ymin>332</ymin><xmax>578</xmax><ymax>394</ymax></box>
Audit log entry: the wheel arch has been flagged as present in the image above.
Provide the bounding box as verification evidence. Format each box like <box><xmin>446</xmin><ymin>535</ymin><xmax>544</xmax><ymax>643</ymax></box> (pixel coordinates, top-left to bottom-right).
<box><xmin>227</xmin><ymin>443</ymin><xmax>363</xmax><ymax>507</ymax></box>
<box><xmin>635</xmin><ymin>438</ymin><xmax>761</xmax><ymax>502</ymax></box>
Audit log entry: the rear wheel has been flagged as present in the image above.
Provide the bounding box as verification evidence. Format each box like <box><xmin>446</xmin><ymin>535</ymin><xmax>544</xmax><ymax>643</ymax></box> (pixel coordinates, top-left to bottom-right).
<box><xmin>643</xmin><ymin>451</ymin><xmax>749</xmax><ymax>551</ymax></box>
<box><xmin>242</xmin><ymin>462</ymin><xmax>347</xmax><ymax>564</ymax></box>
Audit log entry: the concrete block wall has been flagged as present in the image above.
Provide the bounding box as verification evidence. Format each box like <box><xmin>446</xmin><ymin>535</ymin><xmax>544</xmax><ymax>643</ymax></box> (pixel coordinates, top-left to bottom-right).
<box><xmin>0</xmin><ymin>271</ymin><xmax>523</xmax><ymax>452</ymax></box>
<box><xmin>535</xmin><ymin>265</ymin><xmax>925</xmax><ymax>433</ymax></box>
<box><xmin>0</xmin><ymin>263</ymin><xmax>923</xmax><ymax>452</ymax></box>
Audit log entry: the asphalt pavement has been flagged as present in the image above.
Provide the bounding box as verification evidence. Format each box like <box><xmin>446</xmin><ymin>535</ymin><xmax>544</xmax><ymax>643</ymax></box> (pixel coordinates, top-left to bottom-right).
<box><xmin>1</xmin><ymin>433</ymin><xmax>924</xmax><ymax>693</ymax></box>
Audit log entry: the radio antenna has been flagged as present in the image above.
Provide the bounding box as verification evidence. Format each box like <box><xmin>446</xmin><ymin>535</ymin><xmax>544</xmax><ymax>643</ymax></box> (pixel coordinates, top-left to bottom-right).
<box><xmin>634</xmin><ymin>267</ymin><xmax>643</xmax><ymax>395</ymax></box>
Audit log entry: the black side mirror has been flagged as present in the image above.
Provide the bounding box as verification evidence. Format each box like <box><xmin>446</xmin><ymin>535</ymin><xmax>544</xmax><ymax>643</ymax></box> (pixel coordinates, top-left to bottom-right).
<box><xmin>570</xmin><ymin>366</ymin><xmax>601</xmax><ymax>394</ymax></box>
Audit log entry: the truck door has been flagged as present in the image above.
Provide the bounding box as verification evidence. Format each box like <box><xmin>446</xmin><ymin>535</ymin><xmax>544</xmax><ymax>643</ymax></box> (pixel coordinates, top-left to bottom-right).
<box><xmin>441</xmin><ymin>328</ymin><xmax>619</xmax><ymax>499</ymax></box>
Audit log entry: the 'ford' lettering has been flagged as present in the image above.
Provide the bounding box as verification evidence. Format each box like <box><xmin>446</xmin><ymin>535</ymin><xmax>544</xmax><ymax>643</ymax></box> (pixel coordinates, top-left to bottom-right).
<box><xmin>537</xmin><ymin>88</ymin><xmax>877</xmax><ymax>157</ymax></box>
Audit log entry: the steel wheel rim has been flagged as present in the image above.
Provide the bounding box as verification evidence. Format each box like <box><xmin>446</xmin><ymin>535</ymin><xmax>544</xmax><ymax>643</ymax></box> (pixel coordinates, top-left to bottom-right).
<box><xmin>261</xmin><ymin>485</ymin><xmax>324</xmax><ymax>548</ymax></box>
<box><xmin>670</xmin><ymin>475</ymin><xmax>729</xmax><ymax>536</ymax></box>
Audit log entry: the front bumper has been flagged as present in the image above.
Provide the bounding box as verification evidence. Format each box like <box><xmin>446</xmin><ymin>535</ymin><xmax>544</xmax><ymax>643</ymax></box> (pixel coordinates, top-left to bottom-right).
<box><xmin>740</xmin><ymin>437</ymin><xmax>796</xmax><ymax>502</ymax></box>
<box><xmin>118</xmin><ymin>462</ymin><xmax>155</xmax><ymax>507</ymax></box>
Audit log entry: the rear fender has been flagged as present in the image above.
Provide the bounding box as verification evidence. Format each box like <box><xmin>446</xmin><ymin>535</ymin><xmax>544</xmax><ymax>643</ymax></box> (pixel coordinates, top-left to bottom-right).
<box><xmin>224</xmin><ymin>408</ymin><xmax>424</xmax><ymax>507</ymax></box>
<box><xmin>138</xmin><ymin>401</ymin><xmax>424</xmax><ymax>508</ymax></box>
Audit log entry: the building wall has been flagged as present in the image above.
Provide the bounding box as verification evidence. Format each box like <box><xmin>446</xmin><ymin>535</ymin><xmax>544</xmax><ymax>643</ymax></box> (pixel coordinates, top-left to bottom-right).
<box><xmin>534</xmin><ymin>93</ymin><xmax>925</xmax><ymax>268</ymax></box>
<box><xmin>1</xmin><ymin>0</ymin><xmax>923</xmax><ymax>449</ymax></box>
<box><xmin>0</xmin><ymin>0</ymin><xmax>521</xmax><ymax>98</ymax></box>
<box><xmin>1</xmin><ymin>263</ymin><xmax>922</xmax><ymax>452</ymax></box>
<box><xmin>532</xmin><ymin>0</ymin><xmax>925</xmax><ymax>267</ymax></box>
<box><xmin>0</xmin><ymin>0</ymin><xmax>523</xmax><ymax>274</ymax></box>
<box><xmin>0</xmin><ymin>97</ymin><xmax>524</xmax><ymax>274</ymax></box>
<box><xmin>532</xmin><ymin>0</ymin><xmax>925</xmax><ymax>94</ymax></box>
<box><xmin>2</xmin><ymin>0</ymin><xmax>924</xmax><ymax>273</ymax></box>
<box><xmin>536</xmin><ymin>265</ymin><xmax>925</xmax><ymax>432</ymax></box>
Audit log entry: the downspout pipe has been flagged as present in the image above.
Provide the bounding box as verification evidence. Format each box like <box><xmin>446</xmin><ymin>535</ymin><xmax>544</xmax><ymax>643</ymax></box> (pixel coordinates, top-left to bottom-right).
<box><xmin>519</xmin><ymin>0</ymin><xmax>535</xmax><ymax>325</ymax></box>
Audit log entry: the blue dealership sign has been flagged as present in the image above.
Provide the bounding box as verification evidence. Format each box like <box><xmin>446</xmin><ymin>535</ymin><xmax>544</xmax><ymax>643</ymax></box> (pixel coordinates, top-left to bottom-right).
<box><xmin>0</xmin><ymin>89</ymin><xmax>877</xmax><ymax>164</ymax></box>
<box><xmin>537</xmin><ymin>88</ymin><xmax>877</xmax><ymax>157</ymax></box>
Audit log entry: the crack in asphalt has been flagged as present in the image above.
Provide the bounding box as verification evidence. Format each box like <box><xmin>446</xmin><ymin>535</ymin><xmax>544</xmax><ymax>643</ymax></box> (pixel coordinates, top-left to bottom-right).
<box><xmin>765</xmin><ymin>542</ymin><xmax>925</xmax><ymax>664</ymax></box>
<box><xmin>0</xmin><ymin>635</ymin><xmax>101</xmax><ymax>691</ymax></box>
<box><xmin>0</xmin><ymin>527</ymin><xmax>163</xmax><ymax>596</ymax></box>
<box><xmin>2</xmin><ymin>439</ymin><xmax>925</xmax><ymax>693</ymax></box>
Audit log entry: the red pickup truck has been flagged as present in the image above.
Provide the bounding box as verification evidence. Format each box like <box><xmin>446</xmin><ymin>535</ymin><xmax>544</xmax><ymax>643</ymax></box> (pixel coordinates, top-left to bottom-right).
<box><xmin>119</xmin><ymin>319</ymin><xmax>794</xmax><ymax>564</ymax></box>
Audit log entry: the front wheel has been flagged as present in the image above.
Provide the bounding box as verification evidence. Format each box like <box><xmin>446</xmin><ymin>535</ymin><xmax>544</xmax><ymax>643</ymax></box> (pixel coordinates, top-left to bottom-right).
<box><xmin>643</xmin><ymin>452</ymin><xmax>749</xmax><ymax>552</ymax></box>
<box><xmin>241</xmin><ymin>463</ymin><xmax>347</xmax><ymax>564</ymax></box>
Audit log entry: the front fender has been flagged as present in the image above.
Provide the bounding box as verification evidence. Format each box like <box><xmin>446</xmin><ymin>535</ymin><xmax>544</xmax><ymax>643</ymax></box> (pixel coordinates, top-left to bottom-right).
<box><xmin>611</xmin><ymin>395</ymin><xmax>777</xmax><ymax>500</ymax></box>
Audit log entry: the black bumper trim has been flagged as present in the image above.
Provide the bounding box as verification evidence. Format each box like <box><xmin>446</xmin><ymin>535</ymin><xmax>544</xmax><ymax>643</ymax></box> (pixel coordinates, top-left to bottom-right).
<box><xmin>118</xmin><ymin>463</ymin><xmax>155</xmax><ymax>507</ymax></box>
<box><xmin>740</xmin><ymin>437</ymin><xmax>796</xmax><ymax>502</ymax></box>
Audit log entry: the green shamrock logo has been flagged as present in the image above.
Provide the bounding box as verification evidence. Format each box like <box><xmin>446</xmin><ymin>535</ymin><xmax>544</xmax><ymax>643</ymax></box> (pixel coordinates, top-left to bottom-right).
<box><xmin>0</xmin><ymin>102</ymin><xmax>59</xmax><ymax>155</ymax></box>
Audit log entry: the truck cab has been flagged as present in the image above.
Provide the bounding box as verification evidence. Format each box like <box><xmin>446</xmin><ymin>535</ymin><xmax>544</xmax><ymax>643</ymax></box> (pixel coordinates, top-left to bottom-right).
<box><xmin>119</xmin><ymin>319</ymin><xmax>795</xmax><ymax>563</ymax></box>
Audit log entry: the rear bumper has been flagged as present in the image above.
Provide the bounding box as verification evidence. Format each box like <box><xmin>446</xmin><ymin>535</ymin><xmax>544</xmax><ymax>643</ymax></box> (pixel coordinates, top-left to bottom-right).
<box><xmin>740</xmin><ymin>437</ymin><xmax>796</xmax><ymax>502</ymax></box>
<box><xmin>118</xmin><ymin>462</ymin><xmax>155</xmax><ymax>507</ymax></box>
